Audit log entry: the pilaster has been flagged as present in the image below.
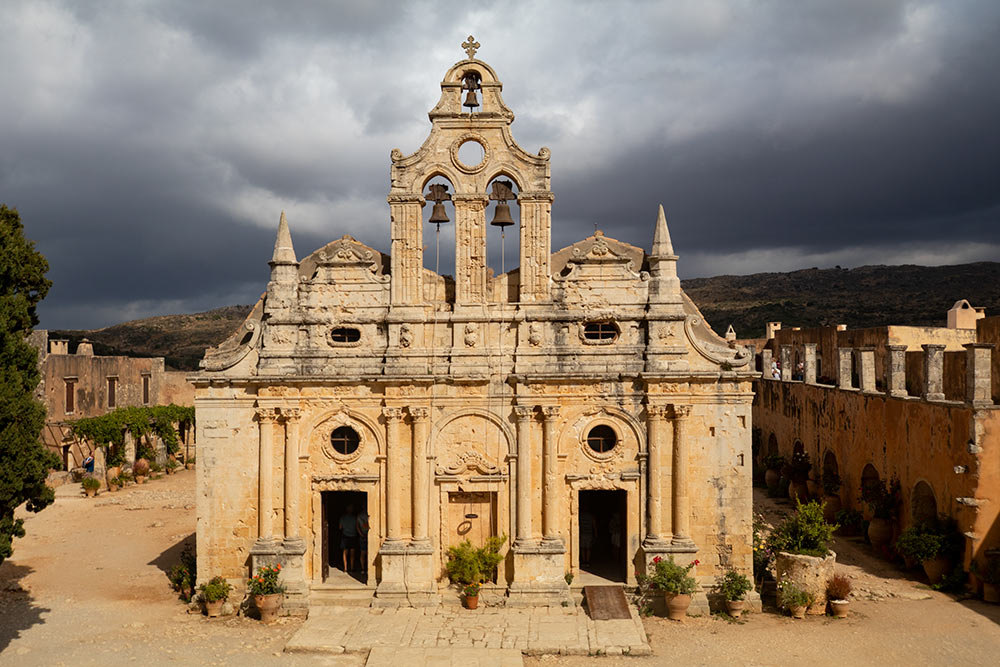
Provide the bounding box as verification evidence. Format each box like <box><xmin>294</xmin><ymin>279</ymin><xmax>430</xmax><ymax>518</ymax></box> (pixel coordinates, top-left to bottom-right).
<box><xmin>803</xmin><ymin>344</ymin><xmax>817</xmax><ymax>384</ymax></box>
<box><xmin>453</xmin><ymin>194</ymin><xmax>489</xmax><ymax>305</ymax></box>
<box><xmin>837</xmin><ymin>348</ymin><xmax>853</xmax><ymax>389</ymax></box>
<box><xmin>518</xmin><ymin>191</ymin><xmax>554</xmax><ymax>303</ymax></box>
<box><xmin>886</xmin><ymin>344</ymin><xmax>908</xmax><ymax>397</ymax></box>
<box><xmin>922</xmin><ymin>344</ymin><xmax>946</xmax><ymax>401</ymax></box>
<box><xmin>779</xmin><ymin>345</ymin><xmax>793</xmax><ymax>381</ymax></box>
<box><xmin>964</xmin><ymin>343</ymin><xmax>994</xmax><ymax>408</ymax></box>
<box><xmin>387</xmin><ymin>194</ymin><xmax>424</xmax><ymax>306</ymax></box>
<box><xmin>857</xmin><ymin>347</ymin><xmax>876</xmax><ymax>393</ymax></box>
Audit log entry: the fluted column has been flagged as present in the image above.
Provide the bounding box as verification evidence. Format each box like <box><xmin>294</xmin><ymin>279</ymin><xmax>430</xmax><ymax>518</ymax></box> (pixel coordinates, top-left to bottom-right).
<box><xmin>382</xmin><ymin>407</ymin><xmax>404</xmax><ymax>542</ymax></box>
<box><xmin>255</xmin><ymin>407</ymin><xmax>278</xmax><ymax>543</ymax></box>
<box><xmin>283</xmin><ymin>408</ymin><xmax>302</xmax><ymax>545</ymax></box>
<box><xmin>453</xmin><ymin>194</ymin><xmax>489</xmax><ymax>305</ymax></box>
<box><xmin>514</xmin><ymin>406</ymin><xmax>535</xmax><ymax>545</ymax></box>
<box><xmin>541</xmin><ymin>405</ymin><xmax>560</xmax><ymax>543</ymax></box>
<box><xmin>671</xmin><ymin>404</ymin><xmax>693</xmax><ymax>545</ymax></box>
<box><xmin>410</xmin><ymin>407</ymin><xmax>430</xmax><ymax>544</ymax></box>
<box><xmin>645</xmin><ymin>404</ymin><xmax>671</xmax><ymax>545</ymax></box>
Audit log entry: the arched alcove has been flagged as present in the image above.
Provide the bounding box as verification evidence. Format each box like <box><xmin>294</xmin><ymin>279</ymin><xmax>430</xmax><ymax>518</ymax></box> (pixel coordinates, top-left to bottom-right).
<box><xmin>793</xmin><ymin>440</ymin><xmax>804</xmax><ymax>456</ymax></box>
<box><xmin>767</xmin><ymin>433</ymin><xmax>778</xmax><ymax>458</ymax></box>
<box><xmin>861</xmin><ymin>463</ymin><xmax>880</xmax><ymax>495</ymax></box>
<box><xmin>911</xmin><ymin>481</ymin><xmax>937</xmax><ymax>526</ymax></box>
<box><xmin>823</xmin><ymin>451</ymin><xmax>839</xmax><ymax>478</ymax></box>
<box><xmin>421</xmin><ymin>175</ymin><xmax>457</xmax><ymax>283</ymax></box>
<box><xmin>484</xmin><ymin>174</ymin><xmax>521</xmax><ymax>300</ymax></box>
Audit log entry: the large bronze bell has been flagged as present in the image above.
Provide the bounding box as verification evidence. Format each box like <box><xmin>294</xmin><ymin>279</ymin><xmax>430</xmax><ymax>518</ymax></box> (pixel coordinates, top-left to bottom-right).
<box><xmin>490</xmin><ymin>202</ymin><xmax>515</xmax><ymax>227</ymax></box>
<box><xmin>463</xmin><ymin>90</ymin><xmax>479</xmax><ymax>109</ymax></box>
<box><xmin>429</xmin><ymin>202</ymin><xmax>449</xmax><ymax>224</ymax></box>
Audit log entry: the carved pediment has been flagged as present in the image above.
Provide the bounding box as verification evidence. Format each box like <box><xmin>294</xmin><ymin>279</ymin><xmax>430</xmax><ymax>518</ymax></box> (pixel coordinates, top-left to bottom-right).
<box><xmin>436</xmin><ymin>449</ymin><xmax>502</xmax><ymax>476</ymax></box>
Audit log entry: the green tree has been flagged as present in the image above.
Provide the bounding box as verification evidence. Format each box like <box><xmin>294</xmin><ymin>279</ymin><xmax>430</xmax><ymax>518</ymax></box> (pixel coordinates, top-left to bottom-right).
<box><xmin>0</xmin><ymin>204</ymin><xmax>59</xmax><ymax>564</ymax></box>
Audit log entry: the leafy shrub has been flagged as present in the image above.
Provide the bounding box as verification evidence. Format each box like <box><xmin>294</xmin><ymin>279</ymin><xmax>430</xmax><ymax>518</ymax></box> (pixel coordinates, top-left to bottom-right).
<box><xmin>752</xmin><ymin>513</ymin><xmax>773</xmax><ymax>583</ymax></box>
<box><xmin>198</xmin><ymin>576</ymin><xmax>232</xmax><ymax>603</ymax></box>
<box><xmin>778</xmin><ymin>582</ymin><xmax>814</xmax><ymax>608</ymax></box>
<box><xmin>81</xmin><ymin>476</ymin><xmax>101</xmax><ymax>491</ymax></box>
<box><xmin>168</xmin><ymin>544</ymin><xmax>197</xmax><ymax>601</ymax></box>
<box><xmin>445</xmin><ymin>535</ymin><xmax>507</xmax><ymax>585</ymax></box>
<box><xmin>766</xmin><ymin>500</ymin><xmax>836</xmax><ymax>557</ymax></box>
<box><xmin>132</xmin><ymin>458</ymin><xmax>150</xmax><ymax>477</ymax></box>
<box><xmin>248</xmin><ymin>564</ymin><xmax>285</xmax><ymax>596</ymax></box>
<box><xmin>822</xmin><ymin>472</ymin><xmax>842</xmax><ymax>495</ymax></box>
<box><xmin>861</xmin><ymin>478</ymin><xmax>901</xmax><ymax>520</ymax></box>
<box><xmin>896</xmin><ymin>518</ymin><xmax>961</xmax><ymax>562</ymax></box>
<box><xmin>716</xmin><ymin>569</ymin><xmax>753</xmax><ymax>601</ymax></box>
<box><xmin>564</xmin><ymin>572</ymin><xmax>574</xmax><ymax>586</ymax></box>
<box><xmin>763</xmin><ymin>454</ymin><xmax>786</xmax><ymax>471</ymax></box>
<box><xmin>835</xmin><ymin>508</ymin><xmax>864</xmax><ymax>534</ymax></box>
<box><xmin>827</xmin><ymin>574</ymin><xmax>852</xmax><ymax>600</ymax></box>
<box><xmin>149</xmin><ymin>460</ymin><xmax>163</xmax><ymax>474</ymax></box>
<box><xmin>789</xmin><ymin>451</ymin><xmax>811</xmax><ymax>482</ymax></box>
<box><xmin>641</xmin><ymin>556</ymin><xmax>699</xmax><ymax>595</ymax></box>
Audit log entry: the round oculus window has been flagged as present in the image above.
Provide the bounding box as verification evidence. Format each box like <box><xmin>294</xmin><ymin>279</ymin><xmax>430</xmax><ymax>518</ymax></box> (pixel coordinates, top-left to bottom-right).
<box><xmin>330</xmin><ymin>426</ymin><xmax>361</xmax><ymax>455</ymax></box>
<box><xmin>586</xmin><ymin>424</ymin><xmax>618</xmax><ymax>454</ymax></box>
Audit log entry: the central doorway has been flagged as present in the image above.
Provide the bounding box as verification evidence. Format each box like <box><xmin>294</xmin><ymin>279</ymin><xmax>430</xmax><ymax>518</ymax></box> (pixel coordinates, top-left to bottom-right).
<box><xmin>579</xmin><ymin>489</ymin><xmax>627</xmax><ymax>583</ymax></box>
<box><xmin>321</xmin><ymin>490</ymin><xmax>368</xmax><ymax>584</ymax></box>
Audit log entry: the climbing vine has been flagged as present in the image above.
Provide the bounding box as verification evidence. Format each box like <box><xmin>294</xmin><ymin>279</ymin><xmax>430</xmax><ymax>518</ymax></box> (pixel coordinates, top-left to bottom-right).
<box><xmin>69</xmin><ymin>405</ymin><xmax>195</xmax><ymax>466</ymax></box>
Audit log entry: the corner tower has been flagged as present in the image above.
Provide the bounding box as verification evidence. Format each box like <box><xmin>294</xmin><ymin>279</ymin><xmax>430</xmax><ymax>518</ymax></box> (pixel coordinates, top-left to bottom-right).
<box><xmin>388</xmin><ymin>37</ymin><xmax>553</xmax><ymax>309</ymax></box>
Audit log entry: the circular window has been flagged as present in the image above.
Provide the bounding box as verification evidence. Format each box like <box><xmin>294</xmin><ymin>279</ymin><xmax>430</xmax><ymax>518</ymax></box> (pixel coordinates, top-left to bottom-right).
<box><xmin>330</xmin><ymin>426</ymin><xmax>361</xmax><ymax>455</ymax></box>
<box><xmin>457</xmin><ymin>140</ymin><xmax>485</xmax><ymax>169</ymax></box>
<box><xmin>451</xmin><ymin>133</ymin><xmax>490</xmax><ymax>174</ymax></box>
<box><xmin>586</xmin><ymin>425</ymin><xmax>618</xmax><ymax>454</ymax></box>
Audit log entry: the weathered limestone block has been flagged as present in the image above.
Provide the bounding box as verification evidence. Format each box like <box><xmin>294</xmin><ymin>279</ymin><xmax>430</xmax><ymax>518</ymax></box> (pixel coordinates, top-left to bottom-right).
<box><xmin>803</xmin><ymin>344</ymin><xmax>817</xmax><ymax>385</ymax></box>
<box><xmin>779</xmin><ymin>345</ymin><xmax>793</xmax><ymax>381</ymax></box>
<box><xmin>857</xmin><ymin>347</ymin><xmax>876</xmax><ymax>393</ymax></box>
<box><xmin>886</xmin><ymin>344</ymin><xmax>908</xmax><ymax>397</ymax></box>
<box><xmin>775</xmin><ymin>550</ymin><xmax>835</xmax><ymax>615</ymax></box>
<box><xmin>837</xmin><ymin>348</ymin><xmax>853</xmax><ymax>389</ymax></box>
<box><xmin>965</xmin><ymin>343</ymin><xmax>994</xmax><ymax>407</ymax></box>
<box><xmin>922</xmin><ymin>344</ymin><xmax>946</xmax><ymax>401</ymax></box>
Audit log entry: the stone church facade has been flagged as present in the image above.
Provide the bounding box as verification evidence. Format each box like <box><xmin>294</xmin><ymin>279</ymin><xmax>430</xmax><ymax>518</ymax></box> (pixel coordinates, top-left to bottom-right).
<box><xmin>194</xmin><ymin>41</ymin><xmax>756</xmax><ymax>610</ymax></box>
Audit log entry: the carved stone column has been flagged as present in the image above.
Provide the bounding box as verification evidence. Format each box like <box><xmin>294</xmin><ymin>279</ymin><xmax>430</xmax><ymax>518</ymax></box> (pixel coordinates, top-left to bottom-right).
<box><xmin>382</xmin><ymin>407</ymin><xmax>405</xmax><ymax>542</ymax></box>
<box><xmin>857</xmin><ymin>347</ymin><xmax>876</xmax><ymax>393</ymax></box>
<box><xmin>453</xmin><ymin>194</ymin><xmax>489</xmax><ymax>305</ymax></box>
<box><xmin>255</xmin><ymin>407</ymin><xmax>278</xmax><ymax>545</ymax></box>
<box><xmin>837</xmin><ymin>348</ymin><xmax>853</xmax><ymax>389</ymax></box>
<box><xmin>886</xmin><ymin>344</ymin><xmax>908</xmax><ymax>397</ymax></box>
<box><xmin>779</xmin><ymin>345</ymin><xmax>793</xmax><ymax>381</ymax></box>
<box><xmin>283</xmin><ymin>408</ymin><xmax>303</xmax><ymax>546</ymax></box>
<box><xmin>803</xmin><ymin>344</ymin><xmax>817</xmax><ymax>384</ymax></box>
<box><xmin>761</xmin><ymin>349</ymin><xmax>773</xmax><ymax>378</ymax></box>
<box><xmin>540</xmin><ymin>405</ymin><xmax>561</xmax><ymax>544</ymax></box>
<box><xmin>518</xmin><ymin>191</ymin><xmax>554</xmax><ymax>303</ymax></box>
<box><xmin>964</xmin><ymin>343</ymin><xmax>994</xmax><ymax>408</ymax></box>
<box><xmin>387</xmin><ymin>194</ymin><xmax>424</xmax><ymax>306</ymax></box>
<box><xmin>410</xmin><ymin>407</ymin><xmax>430</xmax><ymax>544</ymax></box>
<box><xmin>513</xmin><ymin>405</ymin><xmax>535</xmax><ymax>546</ymax></box>
<box><xmin>671</xmin><ymin>405</ymin><xmax>694</xmax><ymax>546</ymax></box>
<box><xmin>644</xmin><ymin>404</ymin><xmax>671</xmax><ymax>547</ymax></box>
<box><xmin>922</xmin><ymin>344</ymin><xmax>946</xmax><ymax>401</ymax></box>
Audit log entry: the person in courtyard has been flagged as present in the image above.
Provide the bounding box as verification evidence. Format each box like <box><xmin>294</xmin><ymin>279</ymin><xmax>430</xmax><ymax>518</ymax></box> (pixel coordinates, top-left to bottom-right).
<box><xmin>339</xmin><ymin>504</ymin><xmax>359</xmax><ymax>572</ymax></box>
<box><xmin>356</xmin><ymin>508</ymin><xmax>370</xmax><ymax>575</ymax></box>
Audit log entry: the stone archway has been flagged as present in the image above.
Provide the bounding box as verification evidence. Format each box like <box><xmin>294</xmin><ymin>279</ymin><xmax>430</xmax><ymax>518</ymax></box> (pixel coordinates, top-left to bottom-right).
<box><xmin>911</xmin><ymin>481</ymin><xmax>937</xmax><ymax>525</ymax></box>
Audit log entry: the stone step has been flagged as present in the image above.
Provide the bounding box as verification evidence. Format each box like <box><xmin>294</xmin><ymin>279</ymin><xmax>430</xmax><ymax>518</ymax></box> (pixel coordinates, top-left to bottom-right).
<box><xmin>310</xmin><ymin>585</ymin><xmax>375</xmax><ymax>607</ymax></box>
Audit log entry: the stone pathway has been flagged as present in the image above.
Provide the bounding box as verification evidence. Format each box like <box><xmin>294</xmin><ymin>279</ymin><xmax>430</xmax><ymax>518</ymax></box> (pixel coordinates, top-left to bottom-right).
<box><xmin>285</xmin><ymin>606</ymin><xmax>650</xmax><ymax>659</ymax></box>
<box><xmin>366</xmin><ymin>647</ymin><xmax>522</xmax><ymax>667</ymax></box>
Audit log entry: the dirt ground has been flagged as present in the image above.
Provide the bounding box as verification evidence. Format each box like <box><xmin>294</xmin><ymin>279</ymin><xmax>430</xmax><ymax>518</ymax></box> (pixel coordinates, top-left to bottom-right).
<box><xmin>2</xmin><ymin>474</ymin><xmax>999</xmax><ymax>666</ymax></box>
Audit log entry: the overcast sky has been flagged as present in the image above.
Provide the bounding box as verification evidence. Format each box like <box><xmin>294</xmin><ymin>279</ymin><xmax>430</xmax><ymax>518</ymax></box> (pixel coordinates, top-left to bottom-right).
<box><xmin>2</xmin><ymin>0</ymin><xmax>998</xmax><ymax>329</ymax></box>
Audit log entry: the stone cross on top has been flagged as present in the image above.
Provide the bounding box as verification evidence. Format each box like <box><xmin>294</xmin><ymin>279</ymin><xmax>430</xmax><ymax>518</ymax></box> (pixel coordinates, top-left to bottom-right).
<box><xmin>462</xmin><ymin>35</ymin><xmax>480</xmax><ymax>59</ymax></box>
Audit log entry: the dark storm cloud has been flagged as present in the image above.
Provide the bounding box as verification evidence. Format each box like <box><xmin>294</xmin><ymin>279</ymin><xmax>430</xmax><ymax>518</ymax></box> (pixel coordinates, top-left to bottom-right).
<box><xmin>1</xmin><ymin>0</ymin><xmax>997</xmax><ymax>329</ymax></box>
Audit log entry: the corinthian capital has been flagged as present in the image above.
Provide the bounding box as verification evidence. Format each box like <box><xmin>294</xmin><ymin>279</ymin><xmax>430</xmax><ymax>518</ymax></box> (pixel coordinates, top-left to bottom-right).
<box><xmin>382</xmin><ymin>407</ymin><xmax>403</xmax><ymax>421</ymax></box>
<box><xmin>540</xmin><ymin>405</ymin><xmax>560</xmax><ymax>420</ymax></box>
<box><xmin>409</xmin><ymin>406</ymin><xmax>430</xmax><ymax>421</ymax></box>
<box><xmin>255</xmin><ymin>407</ymin><xmax>279</xmax><ymax>423</ymax></box>
<box><xmin>671</xmin><ymin>404</ymin><xmax>692</xmax><ymax>420</ymax></box>
<box><xmin>513</xmin><ymin>406</ymin><xmax>535</xmax><ymax>422</ymax></box>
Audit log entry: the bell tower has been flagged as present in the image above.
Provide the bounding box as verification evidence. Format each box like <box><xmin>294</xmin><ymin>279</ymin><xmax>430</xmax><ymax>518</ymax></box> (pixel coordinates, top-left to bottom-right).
<box><xmin>387</xmin><ymin>37</ymin><xmax>553</xmax><ymax>308</ymax></box>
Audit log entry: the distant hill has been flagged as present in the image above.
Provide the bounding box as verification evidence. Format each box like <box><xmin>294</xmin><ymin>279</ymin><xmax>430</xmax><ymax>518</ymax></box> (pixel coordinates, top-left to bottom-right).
<box><xmin>49</xmin><ymin>262</ymin><xmax>1000</xmax><ymax>370</ymax></box>
<box><xmin>684</xmin><ymin>262</ymin><xmax>1000</xmax><ymax>339</ymax></box>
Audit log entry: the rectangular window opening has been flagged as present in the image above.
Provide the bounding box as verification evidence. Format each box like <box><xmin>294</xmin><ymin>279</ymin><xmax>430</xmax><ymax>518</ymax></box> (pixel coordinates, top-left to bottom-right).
<box><xmin>142</xmin><ymin>375</ymin><xmax>150</xmax><ymax>405</ymax></box>
<box><xmin>65</xmin><ymin>379</ymin><xmax>76</xmax><ymax>414</ymax></box>
<box><xmin>107</xmin><ymin>377</ymin><xmax>117</xmax><ymax>409</ymax></box>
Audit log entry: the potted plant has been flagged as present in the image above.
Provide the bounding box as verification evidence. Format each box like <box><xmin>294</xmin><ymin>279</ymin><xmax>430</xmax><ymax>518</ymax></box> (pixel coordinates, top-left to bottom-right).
<box><xmin>716</xmin><ymin>569</ymin><xmax>753</xmax><ymax>618</ymax></box>
<box><xmin>763</xmin><ymin>454</ymin><xmax>785</xmax><ymax>496</ymax></box>
<box><xmin>149</xmin><ymin>460</ymin><xmax>163</xmax><ymax>479</ymax></box>
<box><xmin>81</xmin><ymin>476</ymin><xmax>101</xmax><ymax>497</ymax></box>
<box><xmin>198</xmin><ymin>576</ymin><xmax>232</xmax><ymax>618</ymax></box>
<box><xmin>445</xmin><ymin>535</ymin><xmax>506</xmax><ymax>609</ymax></box>
<box><xmin>895</xmin><ymin>520</ymin><xmax>958</xmax><ymax>585</ymax></box>
<box><xmin>107</xmin><ymin>474</ymin><xmax>122</xmax><ymax>492</ymax></box>
<box><xmin>463</xmin><ymin>582</ymin><xmax>481</xmax><ymax>609</ymax></box>
<box><xmin>779</xmin><ymin>582</ymin><xmax>814</xmax><ymax>619</ymax></box>
<box><xmin>248</xmin><ymin>564</ymin><xmax>285</xmax><ymax>623</ymax></box>
<box><xmin>643</xmin><ymin>556</ymin><xmax>700</xmax><ymax>620</ymax></box>
<box><xmin>185</xmin><ymin>456</ymin><xmax>196</xmax><ymax>471</ymax></box>
<box><xmin>826</xmin><ymin>574</ymin><xmax>852</xmax><ymax>618</ymax></box>
<box><xmin>133</xmin><ymin>458</ymin><xmax>150</xmax><ymax>484</ymax></box>
<box><xmin>789</xmin><ymin>451</ymin><xmax>812</xmax><ymax>501</ymax></box>
<box><xmin>834</xmin><ymin>508</ymin><xmax>865</xmax><ymax>537</ymax></box>
<box><xmin>166</xmin><ymin>459</ymin><xmax>180</xmax><ymax>475</ymax></box>
<box><xmin>821</xmin><ymin>472</ymin><xmax>843</xmax><ymax>523</ymax></box>
<box><xmin>861</xmin><ymin>478</ymin><xmax>900</xmax><ymax>549</ymax></box>
<box><xmin>767</xmin><ymin>500</ymin><xmax>837</xmax><ymax>614</ymax></box>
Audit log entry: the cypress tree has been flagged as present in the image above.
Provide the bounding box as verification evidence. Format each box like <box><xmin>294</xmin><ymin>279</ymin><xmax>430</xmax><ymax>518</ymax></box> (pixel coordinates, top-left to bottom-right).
<box><xmin>0</xmin><ymin>204</ymin><xmax>59</xmax><ymax>564</ymax></box>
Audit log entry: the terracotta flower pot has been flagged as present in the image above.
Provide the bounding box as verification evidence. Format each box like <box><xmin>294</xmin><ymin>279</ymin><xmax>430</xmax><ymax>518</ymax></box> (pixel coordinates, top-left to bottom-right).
<box><xmin>765</xmin><ymin>469</ymin><xmax>781</xmax><ymax>494</ymax></box>
<box><xmin>135</xmin><ymin>475</ymin><xmax>147</xmax><ymax>485</ymax></box>
<box><xmin>664</xmin><ymin>592</ymin><xmax>692</xmax><ymax>621</ymax></box>
<box><xmin>822</xmin><ymin>495</ymin><xmax>842</xmax><ymax>524</ymax></box>
<box><xmin>204</xmin><ymin>599</ymin><xmax>224</xmax><ymax>618</ymax></box>
<box><xmin>922</xmin><ymin>556</ymin><xmax>950</xmax><ymax>585</ymax></box>
<box><xmin>867</xmin><ymin>518</ymin><xmax>893</xmax><ymax>549</ymax></box>
<box><xmin>790</xmin><ymin>605</ymin><xmax>807</xmax><ymax>619</ymax></box>
<box><xmin>983</xmin><ymin>583</ymin><xmax>999</xmax><ymax>603</ymax></box>
<box><xmin>725</xmin><ymin>599</ymin><xmax>746</xmax><ymax>618</ymax></box>
<box><xmin>464</xmin><ymin>594</ymin><xmax>479</xmax><ymax>610</ymax></box>
<box><xmin>829</xmin><ymin>599</ymin><xmax>849</xmax><ymax>618</ymax></box>
<box><xmin>186</xmin><ymin>463</ymin><xmax>196</xmax><ymax>470</ymax></box>
<box><xmin>254</xmin><ymin>593</ymin><xmax>283</xmax><ymax>623</ymax></box>
<box><xmin>790</xmin><ymin>481</ymin><xmax>810</xmax><ymax>503</ymax></box>
<box><xmin>85</xmin><ymin>488</ymin><xmax>96</xmax><ymax>498</ymax></box>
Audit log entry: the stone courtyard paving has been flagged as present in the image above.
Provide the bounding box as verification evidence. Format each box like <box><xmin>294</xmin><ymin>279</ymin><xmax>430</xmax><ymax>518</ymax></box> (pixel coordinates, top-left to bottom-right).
<box><xmin>285</xmin><ymin>606</ymin><xmax>649</xmax><ymax>657</ymax></box>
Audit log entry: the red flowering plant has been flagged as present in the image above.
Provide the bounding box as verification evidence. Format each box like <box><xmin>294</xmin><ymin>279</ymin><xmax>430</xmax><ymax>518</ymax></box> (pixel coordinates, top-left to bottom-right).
<box><xmin>638</xmin><ymin>556</ymin><xmax>700</xmax><ymax>595</ymax></box>
<box><xmin>247</xmin><ymin>564</ymin><xmax>285</xmax><ymax>596</ymax></box>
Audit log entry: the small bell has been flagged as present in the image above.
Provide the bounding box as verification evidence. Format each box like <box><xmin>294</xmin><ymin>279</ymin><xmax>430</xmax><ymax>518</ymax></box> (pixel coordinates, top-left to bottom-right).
<box><xmin>429</xmin><ymin>201</ymin><xmax>450</xmax><ymax>224</ymax></box>
<box><xmin>463</xmin><ymin>89</ymin><xmax>479</xmax><ymax>110</ymax></box>
<box><xmin>490</xmin><ymin>202</ymin><xmax>515</xmax><ymax>227</ymax></box>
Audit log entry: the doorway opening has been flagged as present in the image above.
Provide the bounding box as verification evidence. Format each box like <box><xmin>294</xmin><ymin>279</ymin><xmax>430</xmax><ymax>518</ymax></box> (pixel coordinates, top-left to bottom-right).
<box><xmin>447</xmin><ymin>491</ymin><xmax>498</xmax><ymax>580</ymax></box>
<box><xmin>579</xmin><ymin>489</ymin><xmax>627</xmax><ymax>583</ymax></box>
<box><xmin>321</xmin><ymin>490</ymin><xmax>368</xmax><ymax>584</ymax></box>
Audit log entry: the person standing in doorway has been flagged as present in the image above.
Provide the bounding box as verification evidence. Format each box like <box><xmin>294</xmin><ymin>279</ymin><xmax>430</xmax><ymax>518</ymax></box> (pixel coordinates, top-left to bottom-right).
<box><xmin>356</xmin><ymin>508</ymin><xmax>370</xmax><ymax>576</ymax></box>
<box><xmin>339</xmin><ymin>504</ymin><xmax>359</xmax><ymax>572</ymax></box>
